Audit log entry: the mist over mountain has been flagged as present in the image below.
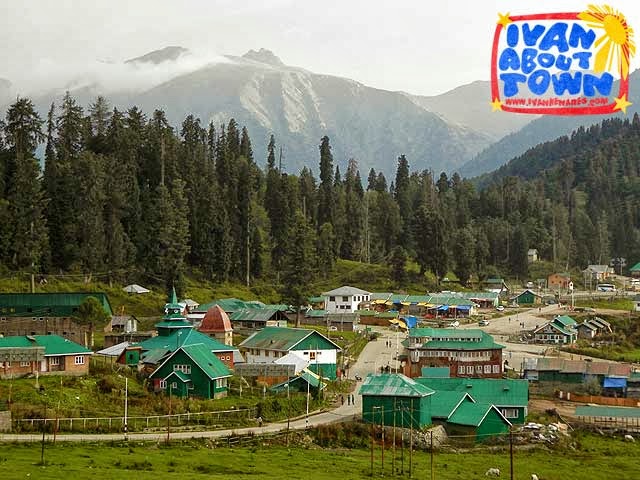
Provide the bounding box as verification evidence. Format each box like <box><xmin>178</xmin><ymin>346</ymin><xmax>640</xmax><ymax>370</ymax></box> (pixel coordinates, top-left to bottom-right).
<box><xmin>2</xmin><ymin>47</ymin><xmax>495</xmax><ymax>177</ymax></box>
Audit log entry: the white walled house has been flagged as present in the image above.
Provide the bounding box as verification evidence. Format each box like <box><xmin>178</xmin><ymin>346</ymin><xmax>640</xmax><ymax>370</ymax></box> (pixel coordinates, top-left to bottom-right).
<box><xmin>321</xmin><ymin>286</ymin><xmax>371</xmax><ymax>313</ymax></box>
<box><xmin>238</xmin><ymin>327</ymin><xmax>341</xmax><ymax>379</ymax></box>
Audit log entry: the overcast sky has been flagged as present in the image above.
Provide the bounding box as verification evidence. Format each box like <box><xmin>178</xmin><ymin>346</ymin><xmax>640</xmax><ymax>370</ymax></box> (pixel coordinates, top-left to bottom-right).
<box><xmin>2</xmin><ymin>0</ymin><xmax>640</xmax><ymax>96</ymax></box>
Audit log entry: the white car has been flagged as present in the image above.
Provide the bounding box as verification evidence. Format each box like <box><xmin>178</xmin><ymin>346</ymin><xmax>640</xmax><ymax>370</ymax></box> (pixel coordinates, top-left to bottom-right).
<box><xmin>496</xmin><ymin>305</ymin><xmax>505</xmax><ymax>311</ymax></box>
<box><xmin>448</xmin><ymin>321</ymin><xmax>460</xmax><ymax>328</ymax></box>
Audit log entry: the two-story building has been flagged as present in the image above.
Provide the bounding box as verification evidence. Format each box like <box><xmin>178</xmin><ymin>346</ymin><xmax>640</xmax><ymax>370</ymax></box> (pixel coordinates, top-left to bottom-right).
<box><xmin>548</xmin><ymin>273</ymin><xmax>571</xmax><ymax>291</ymax></box>
<box><xmin>403</xmin><ymin>328</ymin><xmax>504</xmax><ymax>379</ymax></box>
<box><xmin>321</xmin><ymin>286</ymin><xmax>371</xmax><ymax>314</ymax></box>
<box><xmin>533</xmin><ymin>315</ymin><xmax>577</xmax><ymax>344</ymax></box>
<box><xmin>239</xmin><ymin>326</ymin><xmax>341</xmax><ymax>380</ymax></box>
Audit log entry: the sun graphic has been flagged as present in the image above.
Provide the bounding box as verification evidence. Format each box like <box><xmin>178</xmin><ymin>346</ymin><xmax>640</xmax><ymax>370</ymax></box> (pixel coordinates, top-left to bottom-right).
<box><xmin>578</xmin><ymin>4</ymin><xmax>636</xmax><ymax>79</ymax></box>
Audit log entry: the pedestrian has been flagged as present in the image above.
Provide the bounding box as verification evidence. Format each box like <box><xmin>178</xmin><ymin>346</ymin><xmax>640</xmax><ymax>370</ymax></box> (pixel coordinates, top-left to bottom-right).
<box><xmin>347</xmin><ymin>395</ymin><xmax>351</xmax><ymax>406</ymax></box>
<box><xmin>257</xmin><ymin>416</ymin><xmax>263</xmax><ymax>428</ymax></box>
<box><xmin>351</xmin><ymin>394</ymin><xmax>355</xmax><ymax>404</ymax></box>
<box><xmin>341</xmin><ymin>395</ymin><xmax>344</xmax><ymax>405</ymax></box>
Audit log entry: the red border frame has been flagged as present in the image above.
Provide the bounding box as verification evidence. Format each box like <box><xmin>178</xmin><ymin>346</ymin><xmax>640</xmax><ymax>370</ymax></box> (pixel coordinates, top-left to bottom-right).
<box><xmin>491</xmin><ymin>12</ymin><xmax>628</xmax><ymax>115</ymax></box>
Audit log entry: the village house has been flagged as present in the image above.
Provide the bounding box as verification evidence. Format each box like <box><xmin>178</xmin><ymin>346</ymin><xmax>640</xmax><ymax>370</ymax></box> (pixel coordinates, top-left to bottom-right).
<box><xmin>198</xmin><ymin>305</ymin><xmax>233</xmax><ymax>346</ymax></box>
<box><xmin>104</xmin><ymin>315</ymin><xmax>138</xmax><ymax>334</ymax></box>
<box><xmin>0</xmin><ymin>334</ymin><xmax>92</xmax><ymax>378</ymax></box>
<box><xmin>149</xmin><ymin>343</ymin><xmax>232</xmax><ymax>399</ymax></box>
<box><xmin>576</xmin><ymin>317</ymin><xmax>612</xmax><ymax>340</ymax></box>
<box><xmin>229</xmin><ymin>308</ymin><xmax>289</xmax><ymax>332</ymax></box>
<box><xmin>527</xmin><ymin>249</ymin><xmax>539</xmax><ymax>263</ymax></box>
<box><xmin>482</xmin><ymin>278</ymin><xmax>509</xmax><ymax>295</ymax></box>
<box><xmin>584</xmin><ymin>265</ymin><xmax>614</xmax><ymax>282</ymax></box>
<box><xmin>417</xmin><ymin>377</ymin><xmax>529</xmax><ymax>424</ymax></box>
<box><xmin>403</xmin><ymin>328</ymin><xmax>504</xmax><ymax>379</ymax></box>
<box><xmin>119</xmin><ymin>289</ymin><xmax>241</xmax><ymax>375</ymax></box>
<box><xmin>321</xmin><ymin>286</ymin><xmax>371</xmax><ymax>314</ymax></box>
<box><xmin>630</xmin><ymin>262</ymin><xmax>640</xmax><ymax>278</ymax></box>
<box><xmin>547</xmin><ymin>273</ymin><xmax>572</xmax><ymax>291</ymax></box>
<box><xmin>0</xmin><ymin>292</ymin><xmax>113</xmax><ymax>346</ymax></box>
<box><xmin>510</xmin><ymin>289</ymin><xmax>543</xmax><ymax>305</ymax></box>
<box><xmin>239</xmin><ymin>326</ymin><xmax>341</xmax><ymax>380</ymax></box>
<box><xmin>533</xmin><ymin>315</ymin><xmax>577</xmax><ymax>344</ymax></box>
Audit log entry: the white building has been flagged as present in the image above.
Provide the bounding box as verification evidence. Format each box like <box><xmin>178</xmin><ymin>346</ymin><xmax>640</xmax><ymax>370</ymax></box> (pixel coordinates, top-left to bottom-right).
<box><xmin>321</xmin><ymin>286</ymin><xmax>371</xmax><ymax>314</ymax></box>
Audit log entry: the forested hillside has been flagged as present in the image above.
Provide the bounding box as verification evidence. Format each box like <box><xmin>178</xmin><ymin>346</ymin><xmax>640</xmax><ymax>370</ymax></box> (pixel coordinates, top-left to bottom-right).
<box><xmin>1</xmin><ymin>94</ymin><xmax>639</xmax><ymax>301</ymax></box>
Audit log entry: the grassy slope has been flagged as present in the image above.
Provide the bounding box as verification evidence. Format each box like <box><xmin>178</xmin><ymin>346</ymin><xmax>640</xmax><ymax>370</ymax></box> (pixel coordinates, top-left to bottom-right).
<box><xmin>0</xmin><ymin>433</ymin><xmax>638</xmax><ymax>479</ymax></box>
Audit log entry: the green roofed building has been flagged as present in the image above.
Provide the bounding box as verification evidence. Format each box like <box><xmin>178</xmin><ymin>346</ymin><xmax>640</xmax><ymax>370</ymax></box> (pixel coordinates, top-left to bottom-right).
<box><xmin>446</xmin><ymin>402</ymin><xmax>511</xmax><ymax>443</ymax></box>
<box><xmin>416</xmin><ymin>377</ymin><xmax>529</xmax><ymax>424</ymax></box>
<box><xmin>359</xmin><ymin>373</ymin><xmax>434</xmax><ymax>428</ymax></box>
<box><xmin>239</xmin><ymin>327</ymin><xmax>341</xmax><ymax>380</ymax></box>
<box><xmin>0</xmin><ymin>292</ymin><xmax>113</xmax><ymax>346</ymax></box>
<box><xmin>229</xmin><ymin>308</ymin><xmax>289</xmax><ymax>331</ymax></box>
<box><xmin>0</xmin><ymin>334</ymin><xmax>92</xmax><ymax>378</ymax></box>
<box><xmin>533</xmin><ymin>315</ymin><xmax>577</xmax><ymax>344</ymax></box>
<box><xmin>404</xmin><ymin>328</ymin><xmax>504</xmax><ymax>379</ymax></box>
<box><xmin>149</xmin><ymin>343</ymin><xmax>232</xmax><ymax>399</ymax></box>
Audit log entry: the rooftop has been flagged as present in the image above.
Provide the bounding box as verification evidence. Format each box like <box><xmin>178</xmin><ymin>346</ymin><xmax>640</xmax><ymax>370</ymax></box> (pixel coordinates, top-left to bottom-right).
<box><xmin>321</xmin><ymin>285</ymin><xmax>371</xmax><ymax>297</ymax></box>
<box><xmin>358</xmin><ymin>373</ymin><xmax>435</xmax><ymax>398</ymax></box>
<box><xmin>239</xmin><ymin>326</ymin><xmax>340</xmax><ymax>351</ymax></box>
<box><xmin>0</xmin><ymin>334</ymin><xmax>92</xmax><ymax>356</ymax></box>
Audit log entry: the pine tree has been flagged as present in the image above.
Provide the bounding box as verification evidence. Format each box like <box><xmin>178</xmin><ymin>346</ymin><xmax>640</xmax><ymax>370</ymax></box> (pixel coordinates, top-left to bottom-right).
<box><xmin>390</xmin><ymin>246</ymin><xmax>408</xmax><ymax>287</ymax></box>
<box><xmin>453</xmin><ymin>227</ymin><xmax>475</xmax><ymax>286</ymax></box>
<box><xmin>317</xmin><ymin>222</ymin><xmax>336</xmax><ymax>278</ymax></box>
<box><xmin>317</xmin><ymin>136</ymin><xmax>335</xmax><ymax>228</ymax></box>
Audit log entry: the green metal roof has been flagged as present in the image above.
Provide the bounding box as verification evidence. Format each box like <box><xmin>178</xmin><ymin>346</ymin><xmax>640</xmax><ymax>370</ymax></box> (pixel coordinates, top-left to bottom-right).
<box><xmin>410</xmin><ymin>328</ymin><xmax>504</xmax><ymax>351</ymax></box>
<box><xmin>554</xmin><ymin>315</ymin><xmax>577</xmax><ymax>327</ymax></box>
<box><xmin>230</xmin><ymin>308</ymin><xmax>287</xmax><ymax>322</ymax></box>
<box><xmin>180</xmin><ymin>344</ymin><xmax>231</xmax><ymax>379</ymax></box>
<box><xmin>270</xmin><ymin>369</ymin><xmax>326</xmax><ymax>392</ymax></box>
<box><xmin>0</xmin><ymin>335</ymin><xmax>92</xmax><ymax>355</ymax></box>
<box><xmin>308</xmin><ymin>296</ymin><xmax>325</xmax><ymax>304</ymax></box>
<box><xmin>416</xmin><ymin>378</ymin><xmax>528</xmax><ymax>407</ymax></box>
<box><xmin>164</xmin><ymin>370</ymin><xmax>191</xmax><ymax>383</ymax></box>
<box><xmin>630</xmin><ymin>262</ymin><xmax>640</xmax><ymax>272</ymax></box>
<box><xmin>239</xmin><ymin>327</ymin><xmax>340</xmax><ymax>351</ymax></box>
<box><xmin>575</xmin><ymin>405</ymin><xmax>640</xmax><ymax>418</ymax></box>
<box><xmin>306</xmin><ymin>309</ymin><xmax>327</xmax><ymax>318</ymax></box>
<box><xmin>430</xmin><ymin>391</ymin><xmax>474</xmax><ymax>419</ymax></box>
<box><xmin>0</xmin><ymin>292</ymin><xmax>113</xmax><ymax>317</ymax></box>
<box><xmin>137</xmin><ymin>328</ymin><xmax>234</xmax><ymax>360</ymax></box>
<box><xmin>358</xmin><ymin>373</ymin><xmax>435</xmax><ymax>398</ymax></box>
<box><xmin>154</xmin><ymin>319</ymin><xmax>193</xmax><ymax>329</ymax></box>
<box><xmin>448</xmin><ymin>402</ymin><xmax>508</xmax><ymax>427</ymax></box>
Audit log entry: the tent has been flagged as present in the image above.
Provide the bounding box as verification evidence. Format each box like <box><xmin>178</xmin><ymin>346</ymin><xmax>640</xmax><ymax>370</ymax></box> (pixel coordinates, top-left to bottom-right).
<box><xmin>123</xmin><ymin>284</ymin><xmax>150</xmax><ymax>294</ymax></box>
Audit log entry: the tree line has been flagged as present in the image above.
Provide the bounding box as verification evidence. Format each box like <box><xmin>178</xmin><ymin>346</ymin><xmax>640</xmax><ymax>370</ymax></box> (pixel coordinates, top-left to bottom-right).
<box><xmin>1</xmin><ymin>94</ymin><xmax>639</xmax><ymax>302</ymax></box>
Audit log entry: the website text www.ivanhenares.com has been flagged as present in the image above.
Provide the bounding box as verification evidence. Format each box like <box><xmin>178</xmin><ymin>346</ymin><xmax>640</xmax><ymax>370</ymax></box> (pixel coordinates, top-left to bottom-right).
<box><xmin>504</xmin><ymin>97</ymin><xmax>609</xmax><ymax>107</ymax></box>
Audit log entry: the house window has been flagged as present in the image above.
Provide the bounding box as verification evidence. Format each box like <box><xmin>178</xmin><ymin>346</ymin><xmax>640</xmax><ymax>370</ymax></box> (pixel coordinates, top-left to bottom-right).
<box><xmin>330</xmin><ymin>296</ymin><xmax>335</xmax><ymax>302</ymax></box>
<box><xmin>342</xmin><ymin>296</ymin><xmax>349</xmax><ymax>302</ymax></box>
<box><xmin>20</xmin><ymin>361</ymin><xmax>31</xmax><ymax>367</ymax></box>
<box><xmin>492</xmin><ymin>364</ymin><xmax>500</xmax><ymax>373</ymax></box>
<box><xmin>484</xmin><ymin>364</ymin><xmax>491</xmax><ymax>374</ymax></box>
<box><xmin>159</xmin><ymin>380</ymin><xmax>167</xmax><ymax>389</ymax></box>
<box><xmin>475</xmin><ymin>365</ymin><xmax>483</xmax><ymax>374</ymax></box>
<box><xmin>74</xmin><ymin>356</ymin><xmax>85</xmax><ymax>365</ymax></box>
<box><xmin>309</xmin><ymin>351</ymin><xmax>317</xmax><ymax>361</ymax></box>
<box><xmin>458</xmin><ymin>365</ymin><xmax>465</xmax><ymax>374</ymax></box>
<box><xmin>501</xmin><ymin>408</ymin><xmax>519</xmax><ymax>419</ymax></box>
<box><xmin>173</xmin><ymin>364</ymin><xmax>191</xmax><ymax>374</ymax></box>
<box><xmin>50</xmin><ymin>357</ymin><xmax>60</xmax><ymax>366</ymax></box>
<box><xmin>466</xmin><ymin>366</ymin><xmax>473</xmax><ymax>374</ymax></box>
<box><xmin>171</xmin><ymin>382</ymin><xmax>178</xmax><ymax>389</ymax></box>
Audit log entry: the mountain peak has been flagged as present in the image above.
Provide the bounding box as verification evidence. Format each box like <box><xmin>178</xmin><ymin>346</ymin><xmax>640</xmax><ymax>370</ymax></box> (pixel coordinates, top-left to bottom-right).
<box><xmin>241</xmin><ymin>48</ymin><xmax>284</xmax><ymax>66</ymax></box>
<box><xmin>125</xmin><ymin>46</ymin><xmax>190</xmax><ymax>65</ymax></box>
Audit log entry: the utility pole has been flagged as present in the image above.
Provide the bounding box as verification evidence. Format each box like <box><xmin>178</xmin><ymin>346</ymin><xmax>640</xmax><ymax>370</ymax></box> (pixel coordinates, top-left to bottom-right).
<box><xmin>430</xmin><ymin>430</ymin><xmax>435</xmax><ymax>480</ymax></box>
<box><xmin>30</xmin><ymin>221</ymin><xmax>35</xmax><ymax>294</ymax></box>
<box><xmin>166</xmin><ymin>383</ymin><xmax>172</xmax><ymax>444</ymax></box>
<box><xmin>509</xmin><ymin>428</ymin><xmax>514</xmax><ymax>480</ymax></box>
<box><xmin>380</xmin><ymin>405</ymin><xmax>385</xmax><ymax>474</ymax></box>
<box><xmin>370</xmin><ymin>417</ymin><xmax>375</xmax><ymax>476</ymax></box>
<box><xmin>409</xmin><ymin>403</ymin><xmax>413</xmax><ymax>478</ymax></box>
<box><xmin>286</xmin><ymin>382</ymin><xmax>291</xmax><ymax>446</ymax></box>
<box><xmin>392</xmin><ymin>398</ymin><xmax>396</xmax><ymax>475</ymax></box>
<box><xmin>124</xmin><ymin>377</ymin><xmax>128</xmax><ymax>441</ymax></box>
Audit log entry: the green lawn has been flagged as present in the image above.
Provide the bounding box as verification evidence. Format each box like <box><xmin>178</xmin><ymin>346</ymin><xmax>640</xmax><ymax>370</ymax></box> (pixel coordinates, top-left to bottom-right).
<box><xmin>0</xmin><ymin>432</ymin><xmax>638</xmax><ymax>479</ymax></box>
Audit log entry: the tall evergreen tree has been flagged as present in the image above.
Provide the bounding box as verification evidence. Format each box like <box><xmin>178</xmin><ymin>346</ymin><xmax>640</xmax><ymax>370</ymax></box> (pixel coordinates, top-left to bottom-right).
<box><xmin>317</xmin><ymin>136</ymin><xmax>335</xmax><ymax>228</ymax></box>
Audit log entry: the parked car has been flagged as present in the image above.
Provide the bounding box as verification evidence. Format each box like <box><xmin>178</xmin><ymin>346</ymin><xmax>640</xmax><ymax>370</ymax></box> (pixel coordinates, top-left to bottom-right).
<box><xmin>479</xmin><ymin>319</ymin><xmax>490</xmax><ymax>326</ymax></box>
<box><xmin>448</xmin><ymin>321</ymin><xmax>460</xmax><ymax>328</ymax></box>
<box><xmin>496</xmin><ymin>305</ymin><xmax>505</xmax><ymax>311</ymax></box>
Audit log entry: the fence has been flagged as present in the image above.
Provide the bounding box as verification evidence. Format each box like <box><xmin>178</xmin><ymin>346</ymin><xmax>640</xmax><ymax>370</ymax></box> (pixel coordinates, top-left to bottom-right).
<box><xmin>556</xmin><ymin>391</ymin><xmax>640</xmax><ymax>408</ymax></box>
<box><xmin>12</xmin><ymin>407</ymin><xmax>257</xmax><ymax>434</ymax></box>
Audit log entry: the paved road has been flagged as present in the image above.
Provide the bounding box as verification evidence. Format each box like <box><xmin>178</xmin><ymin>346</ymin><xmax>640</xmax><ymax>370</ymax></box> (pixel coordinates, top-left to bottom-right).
<box><xmin>0</xmin><ymin>330</ymin><xmax>393</xmax><ymax>443</ymax></box>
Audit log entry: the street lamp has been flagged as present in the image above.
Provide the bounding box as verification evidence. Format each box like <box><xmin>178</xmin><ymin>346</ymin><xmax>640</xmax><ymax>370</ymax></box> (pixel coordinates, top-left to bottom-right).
<box><xmin>285</xmin><ymin>382</ymin><xmax>290</xmax><ymax>445</ymax></box>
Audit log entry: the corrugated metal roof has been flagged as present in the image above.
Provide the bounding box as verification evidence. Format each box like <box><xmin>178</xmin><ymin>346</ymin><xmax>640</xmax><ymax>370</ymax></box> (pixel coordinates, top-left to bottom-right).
<box><xmin>430</xmin><ymin>391</ymin><xmax>474</xmax><ymax>419</ymax></box>
<box><xmin>230</xmin><ymin>308</ymin><xmax>286</xmax><ymax>322</ymax></box>
<box><xmin>410</xmin><ymin>328</ymin><xmax>504</xmax><ymax>351</ymax></box>
<box><xmin>180</xmin><ymin>344</ymin><xmax>231</xmax><ymax>379</ymax></box>
<box><xmin>575</xmin><ymin>405</ymin><xmax>640</xmax><ymax>418</ymax></box>
<box><xmin>359</xmin><ymin>373</ymin><xmax>434</xmax><ymax>397</ymax></box>
<box><xmin>448</xmin><ymin>402</ymin><xmax>509</xmax><ymax>427</ymax></box>
<box><xmin>137</xmin><ymin>327</ymin><xmax>234</xmax><ymax>355</ymax></box>
<box><xmin>0</xmin><ymin>292</ymin><xmax>113</xmax><ymax>317</ymax></box>
<box><xmin>0</xmin><ymin>334</ymin><xmax>92</xmax><ymax>355</ymax></box>
<box><xmin>417</xmin><ymin>378</ymin><xmax>528</xmax><ymax>407</ymax></box>
<box><xmin>305</xmin><ymin>309</ymin><xmax>327</xmax><ymax>318</ymax></box>
<box><xmin>239</xmin><ymin>326</ymin><xmax>340</xmax><ymax>351</ymax></box>
<box><xmin>562</xmin><ymin>360</ymin><xmax>587</xmax><ymax>373</ymax></box>
<box><xmin>421</xmin><ymin>367</ymin><xmax>451</xmax><ymax>378</ymax></box>
<box><xmin>321</xmin><ymin>286</ymin><xmax>371</xmax><ymax>296</ymax></box>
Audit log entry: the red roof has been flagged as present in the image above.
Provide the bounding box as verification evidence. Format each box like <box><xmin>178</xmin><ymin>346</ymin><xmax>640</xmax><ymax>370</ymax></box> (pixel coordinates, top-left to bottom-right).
<box><xmin>199</xmin><ymin>305</ymin><xmax>233</xmax><ymax>333</ymax></box>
